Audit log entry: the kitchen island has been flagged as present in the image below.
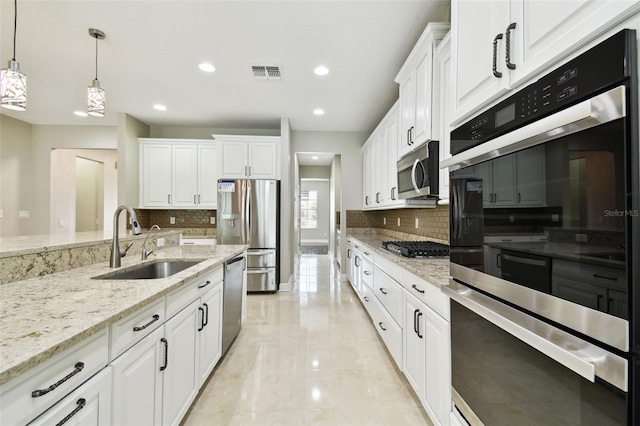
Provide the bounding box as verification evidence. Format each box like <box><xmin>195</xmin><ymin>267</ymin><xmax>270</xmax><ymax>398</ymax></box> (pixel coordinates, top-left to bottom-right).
<box><xmin>0</xmin><ymin>243</ymin><xmax>246</xmax><ymax>385</ymax></box>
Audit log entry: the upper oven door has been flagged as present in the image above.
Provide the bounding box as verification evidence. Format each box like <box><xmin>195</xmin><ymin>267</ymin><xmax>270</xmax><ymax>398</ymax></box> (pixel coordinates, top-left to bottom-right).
<box><xmin>443</xmin><ymin>85</ymin><xmax>634</xmax><ymax>353</ymax></box>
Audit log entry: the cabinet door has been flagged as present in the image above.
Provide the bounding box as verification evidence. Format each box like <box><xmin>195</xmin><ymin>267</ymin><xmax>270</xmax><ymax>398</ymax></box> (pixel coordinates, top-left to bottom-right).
<box><xmin>142</xmin><ymin>144</ymin><xmax>172</xmax><ymax>207</ymax></box>
<box><xmin>198</xmin><ymin>145</ymin><xmax>218</xmax><ymax>208</ymax></box>
<box><xmin>512</xmin><ymin>0</ymin><xmax>640</xmax><ymax>86</ymax></box>
<box><xmin>373</xmin><ymin>135</ymin><xmax>386</xmax><ymax>205</ymax></box>
<box><xmin>218</xmin><ymin>142</ymin><xmax>248</xmax><ymax>179</ymax></box>
<box><xmin>398</xmin><ymin>73</ymin><xmax>415</xmax><ymax>159</ymax></box>
<box><xmin>483</xmin><ymin>246</ymin><xmax>502</xmax><ymax>278</ymax></box>
<box><xmin>552</xmin><ymin>276</ymin><xmax>607</xmax><ymax>312</ymax></box>
<box><xmin>515</xmin><ymin>146</ymin><xmax>544</xmax><ymax>206</ymax></box>
<box><xmin>492</xmin><ymin>154</ymin><xmax>516</xmax><ymax>206</ymax></box>
<box><xmin>385</xmin><ymin>112</ymin><xmax>401</xmax><ymax>205</ymax></box>
<box><xmin>451</xmin><ymin>0</ymin><xmax>510</xmax><ymax>123</ymax></box>
<box><xmin>29</xmin><ymin>368</ymin><xmax>111</xmax><ymax>426</ymax></box>
<box><xmin>111</xmin><ymin>327</ymin><xmax>163</xmax><ymax>426</ymax></box>
<box><xmin>424</xmin><ymin>306</ymin><xmax>451</xmax><ymax>426</ymax></box>
<box><xmin>197</xmin><ymin>285</ymin><xmax>223</xmax><ymax>386</ymax></box>
<box><xmin>403</xmin><ymin>292</ymin><xmax>426</xmax><ymax>403</ymax></box>
<box><xmin>162</xmin><ymin>300</ymin><xmax>199</xmax><ymax>426</ymax></box>
<box><xmin>362</xmin><ymin>144</ymin><xmax>373</xmax><ymax>209</ymax></box>
<box><xmin>414</xmin><ymin>44</ymin><xmax>434</xmax><ymax>145</ymax></box>
<box><xmin>247</xmin><ymin>142</ymin><xmax>278</xmax><ymax>179</ymax></box>
<box><xmin>437</xmin><ymin>35</ymin><xmax>452</xmax><ymax>204</ymax></box>
<box><xmin>172</xmin><ymin>145</ymin><xmax>198</xmax><ymax>207</ymax></box>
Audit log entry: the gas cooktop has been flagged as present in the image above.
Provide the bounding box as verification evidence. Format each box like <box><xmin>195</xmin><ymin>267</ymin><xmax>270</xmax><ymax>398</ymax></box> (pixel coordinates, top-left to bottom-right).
<box><xmin>381</xmin><ymin>241</ymin><xmax>450</xmax><ymax>258</ymax></box>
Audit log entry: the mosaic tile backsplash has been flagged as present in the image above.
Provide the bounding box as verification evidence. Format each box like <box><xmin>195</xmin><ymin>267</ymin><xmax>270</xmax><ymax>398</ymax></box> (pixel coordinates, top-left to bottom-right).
<box><xmin>346</xmin><ymin>205</ymin><xmax>450</xmax><ymax>243</ymax></box>
<box><xmin>135</xmin><ymin>209</ymin><xmax>217</xmax><ymax>236</ymax></box>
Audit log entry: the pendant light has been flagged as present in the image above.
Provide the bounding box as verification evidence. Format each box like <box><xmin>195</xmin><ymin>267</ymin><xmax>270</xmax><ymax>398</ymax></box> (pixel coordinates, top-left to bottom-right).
<box><xmin>0</xmin><ymin>0</ymin><xmax>27</xmax><ymax>111</ymax></box>
<box><xmin>87</xmin><ymin>28</ymin><xmax>105</xmax><ymax>117</ymax></box>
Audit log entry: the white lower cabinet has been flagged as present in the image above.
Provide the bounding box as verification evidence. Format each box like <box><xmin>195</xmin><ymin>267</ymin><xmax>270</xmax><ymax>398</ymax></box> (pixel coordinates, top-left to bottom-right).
<box><xmin>423</xmin><ymin>303</ymin><xmax>452</xmax><ymax>426</ymax></box>
<box><xmin>403</xmin><ymin>291</ymin><xmax>426</xmax><ymax>400</ymax></box>
<box><xmin>110</xmin><ymin>327</ymin><xmax>164</xmax><ymax>426</ymax></box>
<box><xmin>29</xmin><ymin>368</ymin><xmax>112</xmax><ymax>426</ymax></box>
<box><xmin>197</xmin><ymin>284</ymin><xmax>224</xmax><ymax>386</ymax></box>
<box><xmin>162</xmin><ymin>299</ymin><xmax>200</xmax><ymax>426</ymax></box>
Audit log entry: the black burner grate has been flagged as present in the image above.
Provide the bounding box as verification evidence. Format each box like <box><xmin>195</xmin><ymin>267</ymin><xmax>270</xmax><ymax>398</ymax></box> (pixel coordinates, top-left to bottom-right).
<box><xmin>381</xmin><ymin>241</ymin><xmax>450</xmax><ymax>258</ymax></box>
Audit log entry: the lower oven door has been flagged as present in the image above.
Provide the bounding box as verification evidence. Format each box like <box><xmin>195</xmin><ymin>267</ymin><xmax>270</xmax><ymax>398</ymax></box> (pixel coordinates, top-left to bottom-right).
<box><xmin>443</xmin><ymin>280</ymin><xmax>629</xmax><ymax>425</ymax></box>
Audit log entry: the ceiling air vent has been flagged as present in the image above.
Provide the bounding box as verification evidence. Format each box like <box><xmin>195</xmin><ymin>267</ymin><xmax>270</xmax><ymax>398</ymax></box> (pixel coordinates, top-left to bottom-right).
<box><xmin>252</xmin><ymin>65</ymin><xmax>282</xmax><ymax>81</ymax></box>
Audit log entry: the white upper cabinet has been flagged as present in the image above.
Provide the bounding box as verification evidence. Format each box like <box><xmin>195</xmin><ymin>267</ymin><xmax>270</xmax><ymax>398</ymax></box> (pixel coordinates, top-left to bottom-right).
<box><xmin>451</xmin><ymin>0</ymin><xmax>640</xmax><ymax>125</ymax></box>
<box><xmin>213</xmin><ymin>135</ymin><xmax>280</xmax><ymax>180</ymax></box>
<box><xmin>139</xmin><ymin>139</ymin><xmax>218</xmax><ymax>209</ymax></box>
<box><xmin>395</xmin><ymin>22</ymin><xmax>450</xmax><ymax>159</ymax></box>
<box><xmin>436</xmin><ymin>33</ymin><xmax>452</xmax><ymax>205</ymax></box>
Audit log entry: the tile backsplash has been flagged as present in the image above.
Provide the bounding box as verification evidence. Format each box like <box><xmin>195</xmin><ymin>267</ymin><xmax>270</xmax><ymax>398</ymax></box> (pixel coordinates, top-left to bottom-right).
<box><xmin>135</xmin><ymin>209</ymin><xmax>216</xmax><ymax>237</ymax></box>
<box><xmin>346</xmin><ymin>205</ymin><xmax>450</xmax><ymax>242</ymax></box>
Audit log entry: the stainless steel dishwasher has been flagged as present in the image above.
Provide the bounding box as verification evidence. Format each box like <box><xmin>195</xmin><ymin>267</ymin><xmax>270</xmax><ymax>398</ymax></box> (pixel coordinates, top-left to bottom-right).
<box><xmin>222</xmin><ymin>255</ymin><xmax>245</xmax><ymax>357</ymax></box>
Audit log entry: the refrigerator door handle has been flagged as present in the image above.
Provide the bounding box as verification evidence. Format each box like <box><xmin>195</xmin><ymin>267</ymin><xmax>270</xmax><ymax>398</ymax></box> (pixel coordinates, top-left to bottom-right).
<box><xmin>245</xmin><ymin>180</ymin><xmax>252</xmax><ymax>245</ymax></box>
<box><xmin>241</xmin><ymin>180</ymin><xmax>247</xmax><ymax>244</ymax></box>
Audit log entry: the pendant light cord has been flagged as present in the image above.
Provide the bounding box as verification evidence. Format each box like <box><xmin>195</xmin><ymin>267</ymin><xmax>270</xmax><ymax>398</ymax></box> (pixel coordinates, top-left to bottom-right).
<box><xmin>12</xmin><ymin>0</ymin><xmax>17</xmax><ymax>60</ymax></box>
<box><xmin>95</xmin><ymin>35</ymin><xmax>99</xmax><ymax>80</ymax></box>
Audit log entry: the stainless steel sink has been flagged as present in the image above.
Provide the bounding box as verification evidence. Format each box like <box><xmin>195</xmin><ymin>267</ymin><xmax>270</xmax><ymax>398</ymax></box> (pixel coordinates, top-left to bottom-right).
<box><xmin>583</xmin><ymin>252</ymin><xmax>626</xmax><ymax>262</ymax></box>
<box><xmin>93</xmin><ymin>260</ymin><xmax>202</xmax><ymax>280</ymax></box>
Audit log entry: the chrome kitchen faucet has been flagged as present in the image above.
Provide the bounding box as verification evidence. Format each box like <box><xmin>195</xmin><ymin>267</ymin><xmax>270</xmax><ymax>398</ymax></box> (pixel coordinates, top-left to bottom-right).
<box><xmin>110</xmin><ymin>205</ymin><xmax>143</xmax><ymax>267</ymax></box>
<box><xmin>142</xmin><ymin>225</ymin><xmax>161</xmax><ymax>260</ymax></box>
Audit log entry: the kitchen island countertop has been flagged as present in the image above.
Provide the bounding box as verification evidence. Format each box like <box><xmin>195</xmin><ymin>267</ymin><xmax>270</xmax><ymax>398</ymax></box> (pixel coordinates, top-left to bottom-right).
<box><xmin>0</xmin><ymin>244</ymin><xmax>246</xmax><ymax>386</ymax></box>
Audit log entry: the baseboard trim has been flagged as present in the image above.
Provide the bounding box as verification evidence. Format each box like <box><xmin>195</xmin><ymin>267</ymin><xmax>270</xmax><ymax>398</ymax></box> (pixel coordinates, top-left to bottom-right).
<box><xmin>300</xmin><ymin>239</ymin><xmax>329</xmax><ymax>244</ymax></box>
<box><xmin>279</xmin><ymin>275</ymin><xmax>293</xmax><ymax>292</ymax></box>
<box><xmin>340</xmin><ymin>273</ymin><xmax>348</xmax><ymax>282</ymax></box>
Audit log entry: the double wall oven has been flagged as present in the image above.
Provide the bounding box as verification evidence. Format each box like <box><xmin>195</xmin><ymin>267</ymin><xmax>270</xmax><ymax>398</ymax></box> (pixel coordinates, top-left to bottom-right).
<box><xmin>442</xmin><ymin>30</ymin><xmax>638</xmax><ymax>425</ymax></box>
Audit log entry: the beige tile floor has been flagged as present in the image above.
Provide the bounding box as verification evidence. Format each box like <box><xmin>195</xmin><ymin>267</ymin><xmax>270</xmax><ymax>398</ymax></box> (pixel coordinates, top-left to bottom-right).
<box><xmin>182</xmin><ymin>255</ymin><xmax>433</xmax><ymax>426</ymax></box>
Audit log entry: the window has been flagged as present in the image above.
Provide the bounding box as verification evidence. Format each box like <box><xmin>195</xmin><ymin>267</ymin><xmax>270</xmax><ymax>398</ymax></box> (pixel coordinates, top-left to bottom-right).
<box><xmin>300</xmin><ymin>190</ymin><xmax>318</xmax><ymax>229</ymax></box>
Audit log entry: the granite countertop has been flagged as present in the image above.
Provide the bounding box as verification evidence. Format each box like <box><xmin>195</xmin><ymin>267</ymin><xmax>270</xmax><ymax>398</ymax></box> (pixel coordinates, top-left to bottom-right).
<box><xmin>0</xmin><ymin>244</ymin><xmax>246</xmax><ymax>386</ymax></box>
<box><xmin>346</xmin><ymin>233</ymin><xmax>450</xmax><ymax>288</ymax></box>
<box><xmin>0</xmin><ymin>229</ymin><xmax>182</xmax><ymax>258</ymax></box>
<box><xmin>484</xmin><ymin>241</ymin><xmax>625</xmax><ymax>269</ymax></box>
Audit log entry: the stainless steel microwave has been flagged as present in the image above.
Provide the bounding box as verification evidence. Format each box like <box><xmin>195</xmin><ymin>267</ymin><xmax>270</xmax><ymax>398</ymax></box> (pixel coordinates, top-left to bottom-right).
<box><xmin>396</xmin><ymin>141</ymin><xmax>439</xmax><ymax>199</ymax></box>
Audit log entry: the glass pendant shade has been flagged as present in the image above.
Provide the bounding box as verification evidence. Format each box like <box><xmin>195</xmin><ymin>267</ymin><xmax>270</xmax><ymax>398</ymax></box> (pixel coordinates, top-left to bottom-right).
<box><xmin>88</xmin><ymin>79</ymin><xmax>105</xmax><ymax>117</ymax></box>
<box><xmin>0</xmin><ymin>59</ymin><xmax>27</xmax><ymax>111</ymax></box>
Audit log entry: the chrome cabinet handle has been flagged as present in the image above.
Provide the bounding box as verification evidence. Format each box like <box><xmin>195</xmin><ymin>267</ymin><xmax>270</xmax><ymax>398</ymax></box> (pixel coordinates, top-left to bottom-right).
<box><xmin>55</xmin><ymin>398</ymin><xmax>86</xmax><ymax>426</ymax></box>
<box><xmin>133</xmin><ymin>314</ymin><xmax>160</xmax><ymax>332</ymax></box>
<box><xmin>412</xmin><ymin>284</ymin><xmax>425</xmax><ymax>294</ymax></box>
<box><xmin>32</xmin><ymin>362</ymin><xmax>85</xmax><ymax>397</ymax></box>
<box><xmin>493</xmin><ymin>33</ymin><xmax>503</xmax><ymax>78</ymax></box>
<box><xmin>505</xmin><ymin>22</ymin><xmax>517</xmax><ymax>70</ymax></box>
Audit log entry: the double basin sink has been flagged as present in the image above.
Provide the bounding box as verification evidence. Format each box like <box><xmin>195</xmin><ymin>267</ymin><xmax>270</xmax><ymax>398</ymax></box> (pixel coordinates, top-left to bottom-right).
<box><xmin>93</xmin><ymin>260</ymin><xmax>203</xmax><ymax>280</ymax></box>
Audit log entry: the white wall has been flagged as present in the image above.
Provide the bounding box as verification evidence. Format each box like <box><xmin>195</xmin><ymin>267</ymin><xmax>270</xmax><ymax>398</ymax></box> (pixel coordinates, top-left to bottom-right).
<box><xmin>280</xmin><ymin>118</ymin><xmax>293</xmax><ymax>287</ymax></box>
<box><xmin>299</xmin><ymin>165</ymin><xmax>331</xmax><ymax>179</ymax></box>
<box><xmin>300</xmin><ymin>179</ymin><xmax>330</xmax><ymax>244</ymax></box>
<box><xmin>0</xmin><ymin>115</ymin><xmax>33</xmax><ymax>237</ymax></box>
<box><xmin>50</xmin><ymin>149</ymin><xmax>117</xmax><ymax>234</ymax></box>
<box><xmin>29</xmin><ymin>124</ymin><xmax>117</xmax><ymax>235</ymax></box>
<box><xmin>117</xmin><ymin>113</ymin><xmax>150</xmax><ymax>210</ymax></box>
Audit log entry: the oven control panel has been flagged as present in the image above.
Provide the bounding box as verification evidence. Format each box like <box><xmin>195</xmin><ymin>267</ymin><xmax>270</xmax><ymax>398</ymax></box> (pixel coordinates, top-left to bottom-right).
<box><xmin>451</xmin><ymin>30</ymin><xmax>633</xmax><ymax>155</ymax></box>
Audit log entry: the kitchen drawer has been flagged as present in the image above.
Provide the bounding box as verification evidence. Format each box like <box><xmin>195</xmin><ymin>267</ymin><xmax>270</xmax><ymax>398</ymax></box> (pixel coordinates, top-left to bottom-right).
<box><xmin>247</xmin><ymin>250</ymin><xmax>275</xmax><ymax>268</ymax></box>
<box><xmin>360</xmin><ymin>284</ymin><xmax>377</xmax><ymax>318</ymax></box>
<box><xmin>360</xmin><ymin>246</ymin><xmax>376</xmax><ymax>263</ymax></box>
<box><xmin>374</xmin><ymin>267</ymin><xmax>403</xmax><ymax>325</ymax></box>
<box><xmin>374</xmin><ymin>254</ymin><xmax>404</xmax><ymax>283</ymax></box>
<box><xmin>28</xmin><ymin>367</ymin><xmax>111</xmax><ymax>426</ymax></box>
<box><xmin>553</xmin><ymin>259</ymin><xmax>625</xmax><ymax>291</ymax></box>
<box><xmin>167</xmin><ymin>267</ymin><xmax>222</xmax><ymax>318</ymax></box>
<box><xmin>370</xmin><ymin>297</ymin><xmax>402</xmax><ymax>369</ymax></box>
<box><xmin>0</xmin><ymin>328</ymin><xmax>109</xmax><ymax>426</ymax></box>
<box><xmin>110</xmin><ymin>298</ymin><xmax>165</xmax><ymax>361</ymax></box>
<box><xmin>361</xmin><ymin>258</ymin><xmax>375</xmax><ymax>290</ymax></box>
<box><xmin>402</xmin><ymin>271</ymin><xmax>450</xmax><ymax>321</ymax></box>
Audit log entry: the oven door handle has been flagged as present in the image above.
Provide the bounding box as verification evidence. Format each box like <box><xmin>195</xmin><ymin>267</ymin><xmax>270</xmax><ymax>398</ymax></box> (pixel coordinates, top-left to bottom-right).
<box><xmin>441</xmin><ymin>85</ymin><xmax>626</xmax><ymax>171</ymax></box>
<box><xmin>442</xmin><ymin>280</ymin><xmax>628</xmax><ymax>392</ymax></box>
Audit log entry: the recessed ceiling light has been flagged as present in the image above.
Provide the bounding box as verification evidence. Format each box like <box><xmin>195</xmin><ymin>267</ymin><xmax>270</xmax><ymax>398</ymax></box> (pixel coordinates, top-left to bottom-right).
<box><xmin>199</xmin><ymin>63</ymin><xmax>216</xmax><ymax>73</ymax></box>
<box><xmin>313</xmin><ymin>108</ymin><xmax>325</xmax><ymax>116</ymax></box>
<box><xmin>153</xmin><ymin>104</ymin><xmax>167</xmax><ymax>111</ymax></box>
<box><xmin>74</xmin><ymin>111</ymin><xmax>88</xmax><ymax>117</ymax></box>
<box><xmin>312</xmin><ymin>156</ymin><xmax>319</xmax><ymax>160</ymax></box>
<box><xmin>314</xmin><ymin>66</ymin><xmax>329</xmax><ymax>76</ymax></box>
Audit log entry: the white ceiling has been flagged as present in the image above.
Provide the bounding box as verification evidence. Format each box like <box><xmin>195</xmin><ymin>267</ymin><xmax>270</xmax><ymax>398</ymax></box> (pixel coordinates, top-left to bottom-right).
<box><xmin>297</xmin><ymin>152</ymin><xmax>335</xmax><ymax>166</ymax></box>
<box><xmin>0</xmin><ymin>1</ymin><xmax>450</xmax><ymax>133</ymax></box>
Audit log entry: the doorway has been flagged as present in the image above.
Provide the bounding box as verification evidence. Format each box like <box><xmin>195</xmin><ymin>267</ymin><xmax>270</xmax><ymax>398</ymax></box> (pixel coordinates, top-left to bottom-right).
<box><xmin>300</xmin><ymin>178</ymin><xmax>330</xmax><ymax>254</ymax></box>
<box><xmin>75</xmin><ymin>157</ymin><xmax>104</xmax><ymax>232</ymax></box>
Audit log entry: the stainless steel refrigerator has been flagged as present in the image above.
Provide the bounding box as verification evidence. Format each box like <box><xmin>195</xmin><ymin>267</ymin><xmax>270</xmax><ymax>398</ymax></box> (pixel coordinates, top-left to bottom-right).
<box><xmin>449</xmin><ymin>177</ymin><xmax>484</xmax><ymax>270</ymax></box>
<box><xmin>217</xmin><ymin>179</ymin><xmax>280</xmax><ymax>292</ymax></box>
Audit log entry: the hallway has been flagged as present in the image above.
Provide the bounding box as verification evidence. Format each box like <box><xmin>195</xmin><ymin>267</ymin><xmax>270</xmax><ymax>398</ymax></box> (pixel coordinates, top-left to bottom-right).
<box><xmin>183</xmin><ymin>254</ymin><xmax>432</xmax><ymax>425</ymax></box>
